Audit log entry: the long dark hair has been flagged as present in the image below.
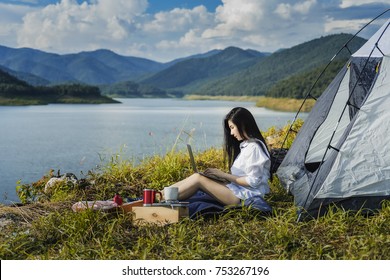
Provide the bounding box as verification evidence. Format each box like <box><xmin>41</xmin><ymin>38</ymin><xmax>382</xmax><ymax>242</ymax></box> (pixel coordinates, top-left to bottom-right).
<box><xmin>223</xmin><ymin>107</ymin><xmax>268</xmax><ymax>167</ymax></box>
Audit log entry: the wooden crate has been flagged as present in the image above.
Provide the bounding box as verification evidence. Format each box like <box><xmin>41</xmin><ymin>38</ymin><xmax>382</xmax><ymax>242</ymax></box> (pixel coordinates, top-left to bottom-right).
<box><xmin>119</xmin><ymin>200</ymin><xmax>144</xmax><ymax>213</ymax></box>
<box><xmin>132</xmin><ymin>205</ymin><xmax>189</xmax><ymax>225</ymax></box>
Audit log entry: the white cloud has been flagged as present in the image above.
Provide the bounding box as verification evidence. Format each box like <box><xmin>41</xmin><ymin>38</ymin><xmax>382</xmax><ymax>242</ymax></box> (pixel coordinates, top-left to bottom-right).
<box><xmin>16</xmin><ymin>0</ymin><xmax>149</xmax><ymax>53</ymax></box>
<box><xmin>0</xmin><ymin>3</ymin><xmax>37</xmax><ymax>47</ymax></box>
<box><xmin>132</xmin><ymin>5</ymin><xmax>215</xmax><ymax>60</ymax></box>
<box><xmin>0</xmin><ymin>2</ymin><xmax>36</xmax><ymax>21</ymax></box>
<box><xmin>94</xmin><ymin>0</ymin><xmax>148</xmax><ymax>18</ymax></box>
<box><xmin>201</xmin><ymin>0</ymin><xmax>321</xmax><ymax>53</ymax></box>
<box><xmin>1</xmin><ymin>0</ymin><xmax>389</xmax><ymax>61</ymax></box>
<box><xmin>340</xmin><ymin>0</ymin><xmax>390</xmax><ymax>8</ymax></box>
<box><xmin>205</xmin><ymin>0</ymin><xmax>265</xmax><ymax>36</ymax></box>
<box><xmin>143</xmin><ymin>6</ymin><xmax>212</xmax><ymax>34</ymax></box>
<box><xmin>275</xmin><ymin>0</ymin><xmax>317</xmax><ymax>20</ymax></box>
<box><xmin>324</xmin><ymin>17</ymin><xmax>370</xmax><ymax>33</ymax></box>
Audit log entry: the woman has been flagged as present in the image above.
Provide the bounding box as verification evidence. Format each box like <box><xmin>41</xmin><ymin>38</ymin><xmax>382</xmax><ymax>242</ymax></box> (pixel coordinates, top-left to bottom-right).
<box><xmin>173</xmin><ymin>107</ymin><xmax>271</xmax><ymax>205</ymax></box>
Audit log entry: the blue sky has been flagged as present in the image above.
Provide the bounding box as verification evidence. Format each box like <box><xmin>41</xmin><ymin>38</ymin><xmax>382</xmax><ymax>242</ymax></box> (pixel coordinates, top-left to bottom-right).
<box><xmin>146</xmin><ymin>0</ymin><xmax>223</xmax><ymax>13</ymax></box>
<box><xmin>0</xmin><ymin>0</ymin><xmax>223</xmax><ymax>12</ymax></box>
<box><xmin>0</xmin><ymin>0</ymin><xmax>389</xmax><ymax>61</ymax></box>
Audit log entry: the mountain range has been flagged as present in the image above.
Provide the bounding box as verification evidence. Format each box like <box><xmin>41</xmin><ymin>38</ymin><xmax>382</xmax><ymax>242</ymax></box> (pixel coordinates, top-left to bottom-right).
<box><xmin>0</xmin><ymin>46</ymin><xmax>165</xmax><ymax>85</ymax></box>
<box><xmin>0</xmin><ymin>33</ymin><xmax>367</xmax><ymax>98</ymax></box>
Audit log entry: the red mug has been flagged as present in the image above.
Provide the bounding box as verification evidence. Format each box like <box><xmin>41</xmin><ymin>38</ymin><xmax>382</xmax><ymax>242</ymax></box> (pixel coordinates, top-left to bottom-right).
<box><xmin>143</xmin><ymin>189</ymin><xmax>162</xmax><ymax>206</ymax></box>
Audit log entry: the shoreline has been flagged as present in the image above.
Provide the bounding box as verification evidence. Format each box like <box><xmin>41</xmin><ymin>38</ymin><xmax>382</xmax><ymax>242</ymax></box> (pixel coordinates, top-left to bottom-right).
<box><xmin>0</xmin><ymin>95</ymin><xmax>315</xmax><ymax>112</ymax></box>
<box><xmin>184</xmin><ymin>95</ymin><xmax>315</xmax><ymax>112</ymax></box>
<box><xmin>0</xmin><ymin>97</ymin><xmax>120</xmax><ymax>106</ymax></box>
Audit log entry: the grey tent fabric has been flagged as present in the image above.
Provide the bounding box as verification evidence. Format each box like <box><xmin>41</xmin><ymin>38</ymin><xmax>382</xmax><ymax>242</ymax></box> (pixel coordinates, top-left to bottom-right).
<box><xmin>353</xmin><ymin>19</ymin><xmax>390</xmax><ymax>57</ymax></box>
<box><xmin>277</xmin><ymin>18</ymin><xmax>390</xmax><ymax>218</ymax></box>
<box><xmin>318</xmin><ymin>55</ymin><xmax>390</xmax><ymax>200</ymax></box>
<box><xmin>305</xmin><ymin>66</ymin><xmax>351</xmax><ymax>164</ymax></box>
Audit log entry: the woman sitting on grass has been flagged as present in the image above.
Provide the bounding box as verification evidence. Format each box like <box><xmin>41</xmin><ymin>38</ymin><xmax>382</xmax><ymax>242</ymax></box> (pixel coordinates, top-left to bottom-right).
<box><xmin>172</xmin><ymin>107</ymin><xmax>271</xmax><ymax>205</ymax></box>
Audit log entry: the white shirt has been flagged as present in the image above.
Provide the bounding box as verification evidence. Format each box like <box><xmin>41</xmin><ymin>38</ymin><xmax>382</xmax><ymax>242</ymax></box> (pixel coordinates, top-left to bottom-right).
<box><xmin>226</xmin><ymin>139</ymin><xmax>271</xmax><ymax>200</ymax></box>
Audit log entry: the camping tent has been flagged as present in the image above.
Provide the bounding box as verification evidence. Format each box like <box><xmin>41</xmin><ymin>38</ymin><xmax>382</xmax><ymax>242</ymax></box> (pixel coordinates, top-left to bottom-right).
<box><xmin>276</xmin><ymin>18</ymin><xmax>390</xmax><ymax>219</ymax></box>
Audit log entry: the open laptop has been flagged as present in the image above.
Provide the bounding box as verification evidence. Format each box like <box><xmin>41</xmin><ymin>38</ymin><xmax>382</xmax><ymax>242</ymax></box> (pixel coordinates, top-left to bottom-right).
<box><xmin>186</xmin><ymin>144</ymin><xmax>227</xmax><ymax>183</ymax></box>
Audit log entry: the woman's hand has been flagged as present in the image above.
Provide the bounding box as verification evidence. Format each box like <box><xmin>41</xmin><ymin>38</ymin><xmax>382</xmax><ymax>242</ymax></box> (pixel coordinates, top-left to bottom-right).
<box><xmin>204</xmin><ymin>168</ymin><xmax>226</xmax><ymax>178</ymax></box>
<box><xmin>205</xmin><ymin>168</ymin><xmax>250</xmax><ymax>186</ymax></box>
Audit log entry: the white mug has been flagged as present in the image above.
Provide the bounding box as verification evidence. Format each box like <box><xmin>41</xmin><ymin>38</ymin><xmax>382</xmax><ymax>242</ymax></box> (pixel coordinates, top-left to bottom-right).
<box><xmin>164</xmin><ymin>186</ymin><xmax>179</xmax><ymax>202</ymax></box>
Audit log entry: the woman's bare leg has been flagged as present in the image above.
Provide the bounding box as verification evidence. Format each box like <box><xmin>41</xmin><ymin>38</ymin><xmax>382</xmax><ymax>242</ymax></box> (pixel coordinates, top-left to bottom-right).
<box><xmin>171</xmin><ymin>173</ymin><xmax>240</xmax><ymax>205</ymax></box>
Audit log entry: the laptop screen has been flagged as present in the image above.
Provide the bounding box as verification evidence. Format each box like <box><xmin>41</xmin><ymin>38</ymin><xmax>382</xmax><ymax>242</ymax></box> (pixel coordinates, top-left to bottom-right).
<box><xmin>187</xmin><ymin>144</ymin><xmax>198</xmax><ymax>173</ymax></box>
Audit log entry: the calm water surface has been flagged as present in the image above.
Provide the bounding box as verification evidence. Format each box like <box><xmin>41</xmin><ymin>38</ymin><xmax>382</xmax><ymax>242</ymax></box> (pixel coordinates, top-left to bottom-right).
<box><xmin>0</xmin><ymin>98</ymin><xmax>305</xmax><ymax>203</ymax></box>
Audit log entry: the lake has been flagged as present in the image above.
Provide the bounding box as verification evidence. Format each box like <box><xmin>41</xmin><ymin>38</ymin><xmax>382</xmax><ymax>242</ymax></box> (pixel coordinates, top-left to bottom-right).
<box><xmin>0</xmin><ymin>98</ymin><xmax>305</xmax><ymax>204</ymax></box>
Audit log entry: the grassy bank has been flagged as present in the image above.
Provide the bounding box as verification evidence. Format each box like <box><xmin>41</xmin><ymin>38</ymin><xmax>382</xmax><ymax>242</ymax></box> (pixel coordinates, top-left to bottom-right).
<box><xmin>0</xmin><ymin>96</ymin><xmax>119</xmax><ymax>106</ymax></box>
<box><xmin>184</xmin><ymin>95</ymin><xmax>261</xmax><ymax>102</ymax></box>
<box><xmin>184</xmin><ymin>95</ymin><xmax>315</xmax><ymax>112</ymax></box>
<box><xmin>0</xmin><ymin>97</ymin><xmax>48</xmax><ymax>106</ymax></box>
<box><xmin>256</xmin><ymin>97</ymin><xmax>316</xmax><ymax>112</ymax></box>
<box><xmin>0</xmin><ymin>122</ymin><xmax>389</xmax><ymax>260</ymax></box>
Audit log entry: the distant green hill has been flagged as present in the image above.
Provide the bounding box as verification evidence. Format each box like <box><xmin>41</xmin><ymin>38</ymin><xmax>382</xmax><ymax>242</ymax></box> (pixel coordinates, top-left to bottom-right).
<box><xmin>0</xmin><ymin>46</ymin><xmax>166</xmax><ymax>85</ymax></box>
<box><xmin>140</xmin><ymin>46</ymin><xmax>267</xmax><ymax>93</ymax></box>
<box><xmin>0</xmin><ymin>34</ymin><xmax>367</xmax><ymax>99</ymax></box>
<box><xmin>100</xmin><ymin>80</ymin><xmax>183</xmax><ymax>98</ymax></box>
<box><xmin>195</xmin><ymin>34</ymin><xmax>366</xmax><ymax>96</ymax></box>
<box><xmin>0</xmin><ymin>68</ymin><xmax>30</xmax><ymax>86</ymax></box>
<box><xmin>0</xmin><ymin>69</ymin><xmax>118</xmax><ymax>105</ymax></box>
<box><xmin>0</xmin><ymin>65</ymin><xmax>50</xmax><ymax>86</ymax></box>
<box><xmin>265</xmin><ymin>59</ymin><xmax>348</xmax><ymax>99</ymax></box>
